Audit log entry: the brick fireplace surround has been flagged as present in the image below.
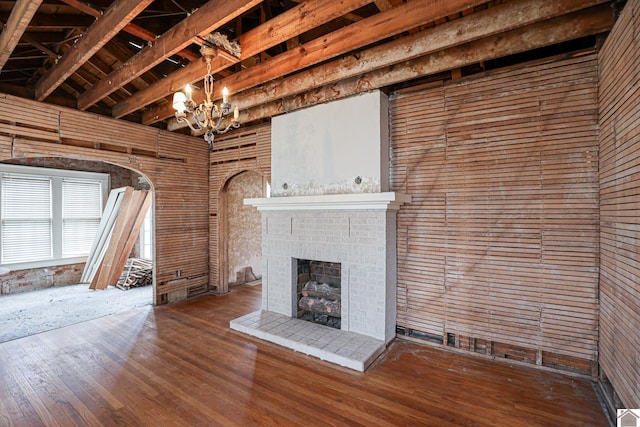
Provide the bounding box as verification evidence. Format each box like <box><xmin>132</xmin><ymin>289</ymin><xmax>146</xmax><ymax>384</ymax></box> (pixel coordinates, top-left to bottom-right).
<box><xmin>231</xmin><ymin>193</ymin><xmax>409</xmax><ymax>371</ymax></box>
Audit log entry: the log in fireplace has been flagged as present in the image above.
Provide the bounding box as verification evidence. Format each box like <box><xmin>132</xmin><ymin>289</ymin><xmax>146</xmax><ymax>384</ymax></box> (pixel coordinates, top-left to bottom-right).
<box><xmin>296</xmin><ymin>259</ymin><xmax>341</xmax><ymax>329</ymax></box>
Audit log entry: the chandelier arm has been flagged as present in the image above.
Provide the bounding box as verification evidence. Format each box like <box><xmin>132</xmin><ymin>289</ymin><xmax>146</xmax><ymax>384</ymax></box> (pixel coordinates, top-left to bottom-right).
<box><xmin>212</xmin><ymin>111</ymin><xmax>226</xmax><ymax>132</ymax></box>
<box><xmin>193</xmin><ymin>105</ymin><xmax>211</xmax><ymax>130</ymax></box>
<box><xmin>176</xmin><ymin>115</ymin><xmax>203</xmax><ymax>133</ymax></box>
<box><xmin>215</xmin><ymin>120</ymin><xmax>241</xmax><ymax>135</ymax></box>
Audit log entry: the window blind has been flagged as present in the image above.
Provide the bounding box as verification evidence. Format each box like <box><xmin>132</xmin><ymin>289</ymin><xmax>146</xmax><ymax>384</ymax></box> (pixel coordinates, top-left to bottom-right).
<box><xmin>62</xmin><ymin>179</ymin><xmax>102</xmax><ymax>257</ymax></box>
<box><xmin>1</xmin><ymin>175</ymin><xmax>52</xmax><ymax>263</ymax></box>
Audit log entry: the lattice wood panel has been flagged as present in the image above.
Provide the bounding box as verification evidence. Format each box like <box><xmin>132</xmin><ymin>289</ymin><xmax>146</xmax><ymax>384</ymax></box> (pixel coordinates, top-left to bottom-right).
<box><xmin>391</xmin><ymin>55</ymin><xmax>599</xmax><ymax>369</ymax></box>
<box><xmin>598</xmin><ymin>1</ymin><xmax>640</xmax><ymax>408</ymax></box>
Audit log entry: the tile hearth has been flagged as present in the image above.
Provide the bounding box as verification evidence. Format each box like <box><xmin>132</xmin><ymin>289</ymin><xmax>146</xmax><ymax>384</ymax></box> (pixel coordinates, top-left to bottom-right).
<box><xmin>230</xmin><ymin>310</ymin><xmax>385</xmax><ymax>371</ymax></box>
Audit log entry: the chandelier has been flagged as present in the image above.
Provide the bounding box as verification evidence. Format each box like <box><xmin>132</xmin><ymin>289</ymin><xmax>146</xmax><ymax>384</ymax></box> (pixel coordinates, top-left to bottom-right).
<box><xmin>172</xmin><ymin>45</ymin><xmax>240</xmax><ymax>152</ymax></box>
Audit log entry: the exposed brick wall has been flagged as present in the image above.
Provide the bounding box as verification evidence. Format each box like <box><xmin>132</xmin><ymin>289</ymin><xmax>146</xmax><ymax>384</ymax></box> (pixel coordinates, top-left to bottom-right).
<box><xmin>0</xmin><ymin>263</ymin><xmax>84</xmax><ymax>294</ymax></box>
<box><xmin>4</xmin><ymin>157</ymin><xmax>140</xmax><ymax>189</ymax></box>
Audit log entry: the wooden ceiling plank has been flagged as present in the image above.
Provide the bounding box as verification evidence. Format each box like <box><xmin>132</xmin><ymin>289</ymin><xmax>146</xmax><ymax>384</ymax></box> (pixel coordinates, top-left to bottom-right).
<box><xmin>114</xmin><ymin>0</ymin><xmax>374</xmax><ymax>120</ymax></box>
<box><xmin>58</xmin><ymin>0</ymin><xmax>199</xmax><ymax>61</ymax></box>
<box><xmin>144</xmin><ymin>0</ymin><xmax>492</xmax><ymax>125</ymax></box>
<box><xmin>0</xmin><ymin>0</ymin><xmax>43</xmax><ymax>71</ymax></box>
<box><xmin>34</xmin><ymin>0</ymin><xmax>154</xmax><ymax>101</ymax></box>
<box><xmin>233</xmin><ymin>4</ymin><xmax>614</xmax><ymax>124</ymax></box>
<box><xmin>77</xmin><ymin>0</ymin><xmax>262</xmax><ymax>111</ymax></box>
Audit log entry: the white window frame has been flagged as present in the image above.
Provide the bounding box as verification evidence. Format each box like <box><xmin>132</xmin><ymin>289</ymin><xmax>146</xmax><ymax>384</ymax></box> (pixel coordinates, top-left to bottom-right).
<box><xmin>0</xmin><ymin>164</ymin><xmax>109</xmax><ymax>270</ymax></box>
<box><xmin>138</xmin><ymin>201</ymin><xmax>153</xmax><ymax>260</ymax></box>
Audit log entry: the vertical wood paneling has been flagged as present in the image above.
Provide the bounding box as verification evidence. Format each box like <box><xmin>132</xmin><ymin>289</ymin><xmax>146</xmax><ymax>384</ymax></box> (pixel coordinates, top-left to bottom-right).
<box><xmin>598</xmin><ymin>1</ymin><xmax>640</xmax><ymax>408</ymax></box>
<box><xmin>209</xmin><ymin>124</ymin><xmax>271</xmax><ymax>293</ymax></box>
<box><xmin>391</xmin><ymin>55</ymin><xmax>600</xmax><ymax>367</ymax></box>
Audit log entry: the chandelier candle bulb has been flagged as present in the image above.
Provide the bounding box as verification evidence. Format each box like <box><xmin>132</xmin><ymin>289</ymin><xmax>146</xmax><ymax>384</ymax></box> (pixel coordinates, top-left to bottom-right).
<box><xmin>222</xmin><ymin>87</ymin><xmax>229</xmax><ymax>104</ymax></box>
<box><xmin>185</xmin><ymin>84</ymin><xmax>192</xmax><ymax>102</ymax></box>
<box><xmin>234</xmin><ymin>106</ymin><xmax>239</xmax><ymax>120</ymax></box>
<box><xmin>172</xmin><ymin>91</ymin><xmax>186</xmax><ymax>113</ymax></box>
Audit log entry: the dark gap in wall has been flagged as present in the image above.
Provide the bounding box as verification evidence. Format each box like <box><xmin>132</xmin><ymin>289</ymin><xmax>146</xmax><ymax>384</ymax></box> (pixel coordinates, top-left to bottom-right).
<box><xmin>210</xmin><ymin>156</ymin><xmax>257</xmax><ymax>166</ymax></box>
<box><xmin>479</xmin><ymin>36</ymin><xmax>598</xmax><ymax>73</ymax></box>
<box><xmin>211</xmin><ymin>142</ymin><xmax>257</xmax><ymax>153</ymax></box>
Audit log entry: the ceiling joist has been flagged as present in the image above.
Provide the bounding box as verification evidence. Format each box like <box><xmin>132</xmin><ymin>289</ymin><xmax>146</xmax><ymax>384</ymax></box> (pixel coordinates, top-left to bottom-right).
<box><xmin>0</xmin><ymin>0</ymin><xmax>617</xmax><ymax>137</ymax></box>
<box><xmin>0</xmin><ymin>0</ymin><xmax>43</xmax><ymax>71</ymax></box>
<box><xmin>34</xmin><ymin>0</ymin><xmax>154</xmax><ymax>101</ymax></box>
<box><xmin>113</xmin><ymin>0</ymin><xmax>375</xmax><ymax>119</ymax></box>
<box><xmin>144</xmin><ymin>0</ymin><xmax>492</xmax><ymax>125</ymax></box>
<box><xmin>233</xmin><ymin>4</ymin><xmax>613</xmax><ymax>126</ymax></box>
<box><xmin>77</xmin><ymin>0</ymin><xmax>263</xmax><ymax>111</ymax></box>
<box><xmin>58</xmin><ymin>0</ymin><xmax>199</xmax><ymax>62</ymax></box>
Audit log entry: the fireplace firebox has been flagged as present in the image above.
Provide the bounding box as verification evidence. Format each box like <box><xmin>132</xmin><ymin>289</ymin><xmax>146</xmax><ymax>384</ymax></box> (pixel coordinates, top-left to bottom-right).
<box><xmin>296</xmin><ymin>259</ymin><xmax>341</xmax><ymax>329</ymax></box>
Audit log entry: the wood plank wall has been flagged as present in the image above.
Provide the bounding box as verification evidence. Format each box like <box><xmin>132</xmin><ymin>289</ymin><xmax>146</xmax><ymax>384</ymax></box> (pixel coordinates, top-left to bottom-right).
<box><xmin>598</xmin><ymin>1</ymin><xmax>640</xmax><ymax>408</ymax></box>
<box><xmin>209</xmin><ymin>124</ymin><xmax>271</xmax><ymax>293</ymax></box>
<box><xmin>0</xmin><ymin>93</ymin><xmax>210</xmax><ymax>304</ymax></box>
<box><xmin>390</xmin><ymin>55</ymin><xmax>600</xmax><ymax>373</ymax></box>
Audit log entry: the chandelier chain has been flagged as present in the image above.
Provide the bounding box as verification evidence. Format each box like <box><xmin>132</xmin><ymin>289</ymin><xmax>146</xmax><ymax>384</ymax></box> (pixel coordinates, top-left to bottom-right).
<box><xmin>204</xmin><ymin>58</ymin><xmax>213</xmax><ymax>101</ymax></box>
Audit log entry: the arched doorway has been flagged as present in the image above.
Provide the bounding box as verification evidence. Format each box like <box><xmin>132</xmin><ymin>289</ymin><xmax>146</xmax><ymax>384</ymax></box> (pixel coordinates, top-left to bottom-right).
<box><xmin>0</xmin><ymin>157</ymin><xmax>155</xmax><ymax>342</ymax></box>
<box><xmin>221</xmin><ymin>170</ymin><xmax>266</xmax><ymax>291</ymax></box>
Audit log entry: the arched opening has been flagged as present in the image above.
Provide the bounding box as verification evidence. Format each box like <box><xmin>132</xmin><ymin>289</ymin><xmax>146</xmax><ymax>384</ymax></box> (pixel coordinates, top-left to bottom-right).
<box><xmin>218</xmin><ymin>170</ymin><xmax>266</xmax><ymax>293</ymax></box>
<box><xmin>0</xmin><ymin>157</ymin><xmax>155</xmax><ymax>342</ymax></box>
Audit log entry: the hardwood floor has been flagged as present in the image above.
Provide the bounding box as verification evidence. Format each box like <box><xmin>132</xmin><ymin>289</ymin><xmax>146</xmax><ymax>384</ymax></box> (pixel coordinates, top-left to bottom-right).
<box><xmin>0</xmin><ymin>284</ymin><xmax>608</xmax><ymax>426</ymax></box>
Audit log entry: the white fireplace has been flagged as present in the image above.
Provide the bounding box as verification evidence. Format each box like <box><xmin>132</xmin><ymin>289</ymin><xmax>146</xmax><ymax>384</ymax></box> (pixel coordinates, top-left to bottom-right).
<box><xmin>245</xmin><ymin>192</ymin><xmax>408</xmax><ymax>343</ymax></box>
<box><xmin>231</xmin><ymin>91</ymin><xmax>409</xmax><ymax>370</ymax></box>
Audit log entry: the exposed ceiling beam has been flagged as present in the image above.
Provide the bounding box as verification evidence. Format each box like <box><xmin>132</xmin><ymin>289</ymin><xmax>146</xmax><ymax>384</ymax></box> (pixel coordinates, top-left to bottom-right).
<box><xmin>34</xmin><ymin>0</ymin><xmax>154</xmax><ymax>101</ymax></box>
<box><xmin>235</xmin><ymin>4</ymin><xmax>613</xmax><ymax>124</ymax></box>
<box><xmin>226</xmin><ymin>0</ymin><xmax>609</xmax><ymax>96</ymax></box>
<box><xmin>114</xmin><ymin>0</ymin><xmax>374</xmax><ymax>120</ymax></box>
<box><xmin>58</xmin><ymin>0</ymin><xmax>199</xmax><ymax>62</ymax></box>
<box><xmin>145</xmin><ymin>0</ymin><xmax>492</xmax><ymax>125</ymax></box>
<box><xmin>56</xmin><ymin>0</ymin><xmax>106</xmax><ymax>17</ymax></box>
<box><xmin>237</xmin><ymin>0</ymin><xmax>612</xmax><ymax>114</ymax></box>
<box><xmin>374</xmin><ymin>0</ymin><xmax>393</xmax><ymax>11</ymax></box>
<box><xmin>0</xmin><ymin>12</ymin><xmax>95</xmax><ymax>29</ymax></box>
<box><xmin>77</xmin><ymin>0</ymin><xmax>262</xmax><ymax>111</ymax></box>
<box><xmin>21</xmin><ymin>33</ymin><xmax>58</xmax><ymax>59</ymax></box>
<box><xmin>0</xmin><ymin>0</ymin><xmax>43</xmax><ymax>71</ymax></box>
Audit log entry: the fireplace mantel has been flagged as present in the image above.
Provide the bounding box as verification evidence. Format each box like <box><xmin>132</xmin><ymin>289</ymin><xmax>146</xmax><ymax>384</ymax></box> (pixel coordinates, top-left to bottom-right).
<box><xmin>245</xmin><ymin>192</ymin><xmax>411</xmax><ymax>211</ymax></box>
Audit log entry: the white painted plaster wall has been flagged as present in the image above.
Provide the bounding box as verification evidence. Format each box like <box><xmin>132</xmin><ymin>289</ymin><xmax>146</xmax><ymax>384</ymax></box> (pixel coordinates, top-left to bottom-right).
<box><xmin>271</xmin><ymin>91</ymin><xmax>389</xmax><ymax>196</ymax></box>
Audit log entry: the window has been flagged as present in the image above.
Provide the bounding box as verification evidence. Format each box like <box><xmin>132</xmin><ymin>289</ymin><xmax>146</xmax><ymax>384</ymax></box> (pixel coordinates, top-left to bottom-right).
<box><xmin>139</xmin><ymin>203</ymin><xmax>153</xmax><ymax>260</ymax></box>
<box><xmin>0</xmin><ymin>165</ymin><xmax>109</xmax><ymax>269</ymax></box>
<box><xmin>62</xmin><ymin>179</ymin><xmax>103</xmax><ymax>257</ymax></box>
<box><xmin>1</xmin><ymin>175</ymin><xmax>52</xmax><ymax>264</ymax></box>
